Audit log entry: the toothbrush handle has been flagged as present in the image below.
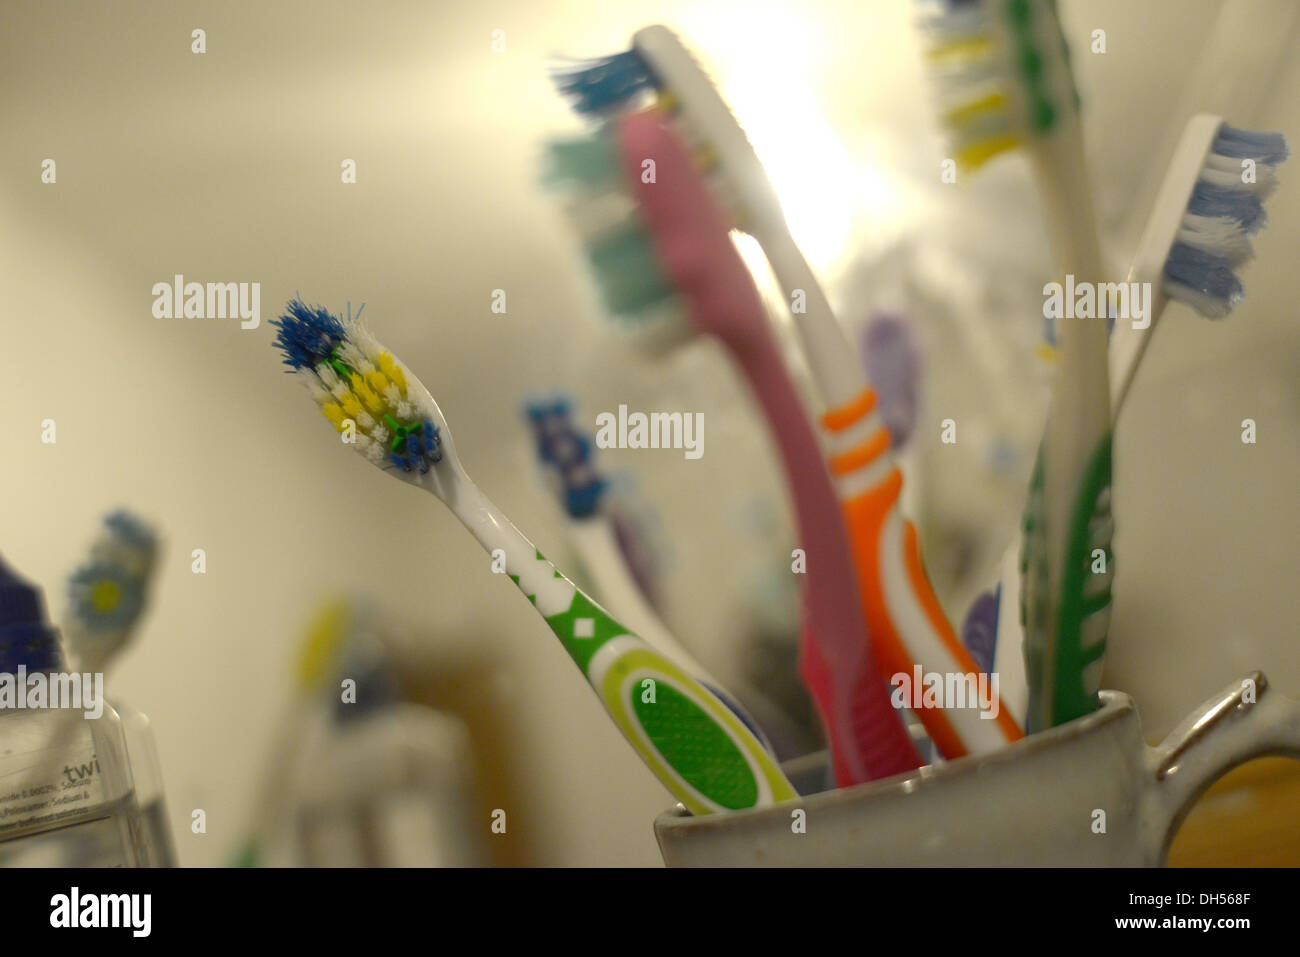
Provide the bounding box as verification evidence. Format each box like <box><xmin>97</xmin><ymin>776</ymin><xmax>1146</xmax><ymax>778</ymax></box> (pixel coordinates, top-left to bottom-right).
<box><xmin>616</xmin><ymin>106</ymin><xmax>920</xmax><ymax>783</ymax></box>
<box><xmin>820</xmin><ymin>389</ymin><xmax>1024</xmax><ymax>756</ymax></box>
<box><xmin>736</xmin><ymin>335</ymin><xmax>923</xmax><ymax>782</ymax></box>
<box><xmin>450</xmin><ymin>480</ymin><xmax>796</xmax><ymax>813</ymax></box>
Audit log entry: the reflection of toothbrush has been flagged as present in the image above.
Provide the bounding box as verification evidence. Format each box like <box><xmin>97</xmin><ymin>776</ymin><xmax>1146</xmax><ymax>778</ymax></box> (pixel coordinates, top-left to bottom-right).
<box><xmin>971</xmin><ymin>116</ymin><xmax>1289</xmax><ymax>729</ymax></box>
<box><xmin>921</xmin><ymin>0</ymin><xmax>1113</xmax><ymax>730</ymax></box>
<box><xmin>523</xmin><ymin>397</ymin><xmax>775</xmax><ymax>754</ymax></box>
<box><xmin>546</xmin><ymin>111</ymin><xmax>921</xmax><ymax>783</ymax></box>
<box><xmin>556</xmin><ymin>27</ymin><xmax>1017</xmax><ymax>760</ymax></box>
<box><xmin>271</xmin><ymin>299</ymin><xmax>795</xmax><ymax>812</ymax></box>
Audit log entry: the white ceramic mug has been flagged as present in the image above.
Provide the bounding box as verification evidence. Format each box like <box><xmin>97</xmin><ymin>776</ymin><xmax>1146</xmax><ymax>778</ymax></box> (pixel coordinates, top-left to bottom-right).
<box><xmin>654</xmin><ymin>671</ymin><xmax>1300</xmax><ymax>866</ymax></box>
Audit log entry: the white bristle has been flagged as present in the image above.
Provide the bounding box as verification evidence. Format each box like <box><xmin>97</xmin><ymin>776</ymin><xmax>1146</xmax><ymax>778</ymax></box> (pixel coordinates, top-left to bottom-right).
<box><xmin>1202</xmin><ymin>151</ymin><xmax>1279</xmax><ymax>196</ymax></box>
<box><xmin>1175</xmin><ymin>213</ymin><xmax>1254</xmax><ymax>265</ymax></box>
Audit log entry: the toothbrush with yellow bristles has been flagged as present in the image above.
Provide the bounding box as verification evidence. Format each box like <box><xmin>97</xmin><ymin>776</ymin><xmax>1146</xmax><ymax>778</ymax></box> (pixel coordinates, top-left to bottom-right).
<box><xmin>920</xmin><ymin>0</ymin><xmax>1115</xmax><ymax>731</ymax></box>
<box><xmin>270</xmin><ymin>298</ymin><xmax>796</xmax><ymax>813</ymax></box>
<box><xmin>233</xmin><ymin>597</ymin><xmax>353</xmax><ymax>867</ymax></box>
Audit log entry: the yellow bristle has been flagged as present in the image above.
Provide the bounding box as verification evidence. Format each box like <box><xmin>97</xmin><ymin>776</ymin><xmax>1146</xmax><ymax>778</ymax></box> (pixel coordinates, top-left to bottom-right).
<box><xmin>377</xmin><ymin>352</ymin><xmax>406</xmax><ymax>394</ymax></box>
<box><xmin>944</xmin><ymin>92</ymin><xmax>1008</xmax><ymax>128</ymax></box>
<box><xmin>365</xmin><ymin>370</ymin><xmax>391</xmax><ymax>396</ymax></box>
<box><xmin>321</xmin><ymin>403</ymin><xmax>348</xmax><ymax>430</ymax></box>
<box><xmin>350</xmin><ymin>373</ymin><xmax>384</xmax><ymax>415</ymax></box>
<box><xmin>925</xmin><ymin>36</ymin><xmax>993</xmax><ymax>63</ymax></box>
<box><xmin>956</xmin><ymin>134</ymin><xmax>1021</xmax><ymax>171</ymax></box>
<box><xmin>340</xmin><ymin>393</ymin><xmax>363</xmax><ymax>419</ymax></box>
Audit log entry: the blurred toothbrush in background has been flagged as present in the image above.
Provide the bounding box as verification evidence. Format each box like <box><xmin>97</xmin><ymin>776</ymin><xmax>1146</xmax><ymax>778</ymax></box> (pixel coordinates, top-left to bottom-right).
<box><xmin>545</xmin><ymin>108</ymin><xmax>922</xmax><ymax>783</ymax></box>
<box><xmin>51</xmin><ymin>510</ymin><xmax>176</xmax><ymax>867</ymax></box>
<box><xmin>234</xmin><ymin>597</ymin><xmax>352</xmax><ymax>866</ymax></box>
<box><xmin>271</xmin><ymin>299</ymin><xmax>796</xmax><ymax>812</ymax></box>
<box><xmin>523</xmin><ymin>396</ymin><xmax>778</xmax><ymax>755</ymax></box>
<box><xmin>554</xmin><ymin>26</ymin><xmax>1019</xmax><ymax>759</ymax></box>
<box><xmin>64</xmin><ymin>510</ymin><xmax>158</xmax><ymax>675</ymax></box>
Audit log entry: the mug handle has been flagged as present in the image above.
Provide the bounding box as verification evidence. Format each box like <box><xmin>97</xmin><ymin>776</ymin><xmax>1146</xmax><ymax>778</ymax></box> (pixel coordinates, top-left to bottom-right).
<box><xmin>1143</xmin><ymin>670</ymin><xmax>1300</xmax><ymax>863</ymax></box>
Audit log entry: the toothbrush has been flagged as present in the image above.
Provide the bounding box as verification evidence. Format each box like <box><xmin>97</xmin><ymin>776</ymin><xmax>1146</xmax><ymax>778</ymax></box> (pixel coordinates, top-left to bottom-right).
<box><xmin>63</xmin><ymin>510</ymin><xmax>158</xmax><ymax>674</ymax></box>
<box><xmin>271</xmin><ymin>298</ymin><xmax>796</xmax><ymax>812</ymax></box>
<box><xmin>977</xmin><ymin>116</ymin><xmax>1289</xmax><ymax>728</ymax></box>
<box><xmin>920</xmin><ymin>0</ymin><xmax>1114</xmax><ymax>730</ymax></box>
<box><xmin>1109</xmin><ymin>116</ymin><xmax>1289</xmax><ymax>412</ymax></box>
<box><xmin>523</xmin><ymin>397</ymin><xmax>777</xmax><ymax>755</ymax></box>
<box><xmin>555</xmin><ymin>27</ymin><xmax>1019</xmax><ymax>759</ymax></box>
<box><xmin>546</xmin><ymin>110</ymin><xmax>922</xmax><ymax>783</ymax></box>
<box><xmin>234</xmin><ymin>597</ymin><xmax>354</xmax><ymax>867</ymax></box>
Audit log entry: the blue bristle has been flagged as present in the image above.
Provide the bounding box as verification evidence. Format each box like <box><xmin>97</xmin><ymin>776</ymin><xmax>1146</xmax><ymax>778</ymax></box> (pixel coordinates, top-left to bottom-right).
<box><xmin>104</xmin><ymin>510</ymin><xmax>155</xmax><ymax>552</ymax></box>
<box><xmin>551</xmin><ymin>50</ymin><xmax>657</xmax><ymax>115</ymax></box>
<box><xmin>388</xmin><ymin>420</ymin><xmax>442</xmax><ymax>474</ymax></box>
<box><xmin>272</xmin><ymin>298</ymin><xmax>347</xmax><ymax>371</ymax></box>
<box><xmin>0</xmin><ymin>557</ymin><xmax>64</xmax><ymax>673</ymax></box>
<box><xmin>522</xmin><ymin>397</ymin><xmax>607</xmax><ymax>519</ymax></box>
<box><xmin>1186</xmin><ymin>181</ymin><xmax>1267</xmax><ymax>234</ymax></box>
<box><xmin>1164</xmin><ymin>242</ymin><xmax>1243</xmax><ymax>315</ymax></box>
<box><xmin>1212</xmin><ymin>125</ymin><xmax>1290</xmax><ymax>165</ymax></box>
<box><xmin>333</xmin><ymin>654</ymin><xmax>401</xmax><ymax>723</ymax></box>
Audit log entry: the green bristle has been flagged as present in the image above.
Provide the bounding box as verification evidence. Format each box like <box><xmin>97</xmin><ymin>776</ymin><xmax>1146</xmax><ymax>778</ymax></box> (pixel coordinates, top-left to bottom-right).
<box><xmin>544</xmin><ymin>132</ymin><xmax>624</xmax><ymax>190</ymax></box>
<box><xmin>545</xmin><ymin>127</ymin><xmax>677</xmax><ymax>319</ymax></box>
<box><xmin>585</xmin><ymin>224</ymin><xmax>676</xmax><ymax>317</ymax></box>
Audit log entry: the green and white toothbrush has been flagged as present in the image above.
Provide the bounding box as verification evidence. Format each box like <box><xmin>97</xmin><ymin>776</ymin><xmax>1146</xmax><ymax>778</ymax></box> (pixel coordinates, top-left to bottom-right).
<box><xmin>920</xmin><ymin>0</ymin><xmax>1113</xmax><ymax>729</ymax></box>
<box><xmin>270</xmin><ymin>298</ymin><xmax>795</xmax><ymax>813</ymax></box>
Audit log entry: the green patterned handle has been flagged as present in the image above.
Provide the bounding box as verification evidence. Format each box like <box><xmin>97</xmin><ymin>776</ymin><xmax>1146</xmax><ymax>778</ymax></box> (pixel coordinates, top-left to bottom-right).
<box><xmin>1022</xmin><ymin>433</ymin><xmax>1114</xmax><ymax>731</ymax></box>
<box><xmin>494</xmin><ymin>533</ymin><xmax>795</xmax><ymax>813</ymax></box>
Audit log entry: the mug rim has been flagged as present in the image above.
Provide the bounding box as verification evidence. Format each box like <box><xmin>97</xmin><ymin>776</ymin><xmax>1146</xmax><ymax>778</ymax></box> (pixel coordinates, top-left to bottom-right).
<box><xmin>656</xmin><ymin>688</ymin><xmax>1137</xmax><ymax>832</ymax></box>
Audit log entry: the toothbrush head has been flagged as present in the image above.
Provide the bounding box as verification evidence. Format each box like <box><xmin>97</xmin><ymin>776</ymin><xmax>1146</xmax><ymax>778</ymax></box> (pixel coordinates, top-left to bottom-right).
<box><xmin>918</xmin><ymin>0</ymin><xmax>1080</xmax><ymax>170</ymax></box>
<box><xmin>1159</xmin><ymin>122</ymin><xmax>1289</xmax><ymax>319</ymax></box>
<box><xmin>545</xmin><ymin>125</ymin><xmax>694</xmax><ymax>353</ymax></box>
<box><xmin>64</xmin><ymin>510</ymin><xmax>158</xmax><ymax>670</ymax></box>
<box><xmin>523</xmin><ymin>397</ymin><xmax>608</xmax><ymax>519</ymax></box>
<box><xmin>551</xmin><ymin>26</ymin><xmax>779</xmax><ymax>235</ymax></box>
<box><xmin>272</xmin><ymin>298</ymin><xmax>449</xmax><ymax>481</ymax></box>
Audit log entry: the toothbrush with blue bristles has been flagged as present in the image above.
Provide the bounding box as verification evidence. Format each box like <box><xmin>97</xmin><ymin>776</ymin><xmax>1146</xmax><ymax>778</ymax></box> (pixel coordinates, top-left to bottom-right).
<box><xmin>976</xmin><ymin>115</ymin><xmax>1289</xmax><ymax>729</ymax></box>
<box><xmin>271</xmin><ymin>299</ymin><xmax>796</xmax><ymax>813</ymax></box>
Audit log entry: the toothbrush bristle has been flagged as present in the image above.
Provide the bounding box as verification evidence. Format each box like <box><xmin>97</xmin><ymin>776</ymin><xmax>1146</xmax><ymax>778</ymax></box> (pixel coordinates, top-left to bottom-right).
<box><xmin>545</xmin><ymin>128</ymin><xmax>693</xmax><ymax>351</ymax></box>
<box><xmin>66</xmin><ymin>510</ymin><xmax>157</xmax><ymax>642</ymax></box>
<box><xmin>524</xmin><ymin>397</ymin><xmax>607</xmax><ymax>519</ymax></box>
<box><xmin>273</xmin><ymin>300</ymin><xmax>443</xmax><ymax>474</ymax></box>
<box><xmin>1163</xmin><ymin>124</ymin><xmax>1289</xmax><ymax>319</ymax></box>
<box><xmin>271</xmin><ymin>297</ymin><xmax>347</xmax><ymax>370</ymax></box>
<box><xmin>918</xmin><ymin>0</ymin><xmax>1077</xmax><ymax>169</ymax></box>
<box><xmin>551</xmin><ymin>49</ymin><xmax>657</xmax><ymax>115</ymax></box>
